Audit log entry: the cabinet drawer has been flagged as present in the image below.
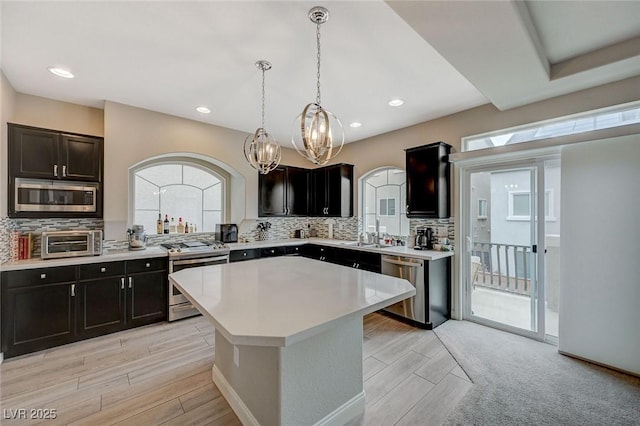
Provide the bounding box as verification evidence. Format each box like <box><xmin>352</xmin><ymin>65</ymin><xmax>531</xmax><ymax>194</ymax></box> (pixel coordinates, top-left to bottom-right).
<box><xmin>229</xmin><ymin>249</ymin><xmax>260</xmax><ymax>262</ymax></box>
<box><xmin>79</xmin><ymin>262</ymin><xmax>125</xmax><ymax>280</ymax></box>
<box><xmin>3</xmin><ymin>266</ymin><xmax>76</xmax><ymax>288</ymax></box>
<box><xmin>127</xmin><ymin>258</ymin><xmax>167</xmax><ymax>274</ymax></box>
<box><xmin>285</xmin><ymin>245</ymin><xmax>303</xmax><ymax>255</ymax></box>
<box><xmin>260</xmin><ymin>246</ymin><xmax>286</xmax><ymax>257</ymax></box>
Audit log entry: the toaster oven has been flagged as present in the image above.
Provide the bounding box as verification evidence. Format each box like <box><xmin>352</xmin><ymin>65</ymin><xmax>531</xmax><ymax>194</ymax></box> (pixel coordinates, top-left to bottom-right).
<box><xmin>41</xmin><ymin>230</ymin><xmax>103</xmax><ymax>259</ymax></box>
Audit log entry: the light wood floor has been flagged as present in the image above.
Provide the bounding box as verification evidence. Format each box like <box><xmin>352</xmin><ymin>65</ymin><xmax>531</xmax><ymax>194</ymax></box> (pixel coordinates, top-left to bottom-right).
<box><xmin>0</xmin><ymin>313</ymin><xmax>472</xmax><ymax>425</ymax></box>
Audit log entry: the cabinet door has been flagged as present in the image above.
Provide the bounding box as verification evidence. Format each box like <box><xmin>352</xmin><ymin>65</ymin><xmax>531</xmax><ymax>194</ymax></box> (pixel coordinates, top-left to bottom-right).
<box><xmin>61</xmin><ymin>134</ymin><xmax>103</xmax><ymax>181</ymax></box>
<box><xmin>258</xmin><ymin>167</ymin><xmax>287</xmax><ymax>216</ymax></box>
<box><xmin>2</xmin><ymin>281</ymin><xmax>75</xmax><ymax>358</ymax></box>
<box><xmin>325</xmin><ymin>164</ymin><xmax>353</xmax><ymax>217</ymax></box>
<box><xmin>9</xmin><ymin>125</ymin><xmax>59</xmax><ymax>179</ymax></box>
<box><xmin>311</xmin><ymin>168</ymin><xmax>328</xmax><ymax>215</ymax></box>
<box><xmin>406</xmin><ymin>142</ymin><xmax>451</xmax><ymax>218</ymax></box>
<box><xmin>127</xmin><ymin>271</ymin><xmax>167</xmax><ymax>327</ymax></box>
<box><xmin>286</xmin><ymin>167</ymin><xmax>310</xmax><ymax>215</ymax></box>
<box><xmin>77</xmin><ymin>277</ymin><xmax>126</xmax><ymax>338</ymax></box>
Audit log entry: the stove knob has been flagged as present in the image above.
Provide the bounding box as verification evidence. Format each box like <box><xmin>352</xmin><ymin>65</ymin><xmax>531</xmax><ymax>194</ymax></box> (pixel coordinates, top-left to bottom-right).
<box><xmin>177</xmin><ymin>248</ymin><xmax>182</xmax><ymax>252</ymax></box>
<box><xmin>170</xmin><ymin>248</ymin><xmax>175</xmax><ymax>253</ymax></box>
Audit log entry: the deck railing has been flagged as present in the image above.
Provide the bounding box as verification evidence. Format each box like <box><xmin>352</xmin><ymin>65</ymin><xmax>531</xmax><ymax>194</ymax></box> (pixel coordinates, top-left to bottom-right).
<box><xmin>471</xmin><ymin>241</ymin><xmax>533</xmax><ymax>296</ymax></box>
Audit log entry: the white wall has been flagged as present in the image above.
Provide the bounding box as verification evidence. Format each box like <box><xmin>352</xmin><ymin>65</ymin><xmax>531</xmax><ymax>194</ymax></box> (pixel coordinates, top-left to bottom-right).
<box><xmin>559</xmin><ymin>135</ymin><xmax>640</xmax><ymax>375</ymax></box>
<box><xmin>0</xmin><ymin>71</ymin><xmax>17</xmax><ymax>217</ymax></box>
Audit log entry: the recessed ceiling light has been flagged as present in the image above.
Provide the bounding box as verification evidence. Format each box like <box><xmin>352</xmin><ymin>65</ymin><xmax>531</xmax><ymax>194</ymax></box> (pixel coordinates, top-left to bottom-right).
<box><xmin>47</xmin><ymin>67</ymin><xmax>74</xmax><ymax>79</ymax></box>
<box><xmin>196</xmin><ymin>106</ymin><xmax>211</xmax><ymax>114</ymax></box>
<box><xmin>349</xmin><ymin>122</ymin><xmax>362</xmax><ymax>128</ymax></box>
<box><xmin>388</xmin><ymin>98</ymin><xmax>404</xmax><ymax>107</ymax></box>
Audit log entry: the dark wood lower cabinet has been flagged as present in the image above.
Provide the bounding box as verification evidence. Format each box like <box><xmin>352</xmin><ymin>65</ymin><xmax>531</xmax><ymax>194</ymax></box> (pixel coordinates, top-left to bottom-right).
<box><xmin>1</xmin><ymin>258</ymin><xmax>167</xmax><ymax>359</ymax></box>
<box><xmin>127</xmin><ymin>270</ymin><xmax>166</xmax><ymax>327</ymax></box>
<box><xmin>2</xmin><ymin>281</ymin><xmax>76</xmax><ymax>358</ymax></box>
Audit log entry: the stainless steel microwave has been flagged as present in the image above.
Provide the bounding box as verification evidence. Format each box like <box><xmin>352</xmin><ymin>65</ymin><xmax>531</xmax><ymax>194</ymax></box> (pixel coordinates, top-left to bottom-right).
<box><xmin>41</xmin><ymin>230</ymin><xmax>103</xmax><ymax>259</ymax></box>
<box><xmin>14</xmin><ymin>178</ymin><xmax>98</xmax><ymax>213</ymax></box>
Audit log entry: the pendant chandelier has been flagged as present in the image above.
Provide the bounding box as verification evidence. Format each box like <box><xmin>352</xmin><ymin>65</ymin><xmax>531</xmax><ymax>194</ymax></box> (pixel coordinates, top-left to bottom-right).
<box><xmin>291</xmin><ymin>6</ymin><xmax>344</xmax><ymax>166</ymax></box>
<box><xmin>244</xmin><ymin>60</ymin><xmax>281</xmax><ymax>174</ymax></box>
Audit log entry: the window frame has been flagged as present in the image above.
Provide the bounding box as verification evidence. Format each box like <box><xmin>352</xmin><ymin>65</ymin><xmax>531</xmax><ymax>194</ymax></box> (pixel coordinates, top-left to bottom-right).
<box><xmin>129</xmin><ymin>156</ymin><xmax>230</xmax><ymax>232</ymax></box>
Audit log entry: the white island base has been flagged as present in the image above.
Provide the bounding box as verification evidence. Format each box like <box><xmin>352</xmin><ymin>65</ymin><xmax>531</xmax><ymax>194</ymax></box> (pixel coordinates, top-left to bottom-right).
<box><xmin>212</xmin><ymin>317</ymin><xmax>364</xmax><ymax>426</ymax></box>
<box><xmin>169</xmin><ymin>257</ymin><xmax>415</xmax><ymax>426</ymax></box>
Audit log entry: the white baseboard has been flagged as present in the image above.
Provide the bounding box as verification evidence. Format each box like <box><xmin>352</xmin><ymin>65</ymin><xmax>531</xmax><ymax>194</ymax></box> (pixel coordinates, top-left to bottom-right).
<box><xmin>313</xmin><ymin>391</ymin><xmax>366</xmax><ymax>426</ymax></box>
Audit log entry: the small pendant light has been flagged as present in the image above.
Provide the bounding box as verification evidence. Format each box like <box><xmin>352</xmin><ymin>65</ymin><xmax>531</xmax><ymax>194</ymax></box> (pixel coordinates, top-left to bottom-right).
<box><xmin>291</xmin><ymin>6</ymin><xmax>344</xmax><ymax>166</ymax></box>
<box><xmin>244</xmin><ymin>60</ymin><xmax>281</xmax><ymax>174</ymax></box>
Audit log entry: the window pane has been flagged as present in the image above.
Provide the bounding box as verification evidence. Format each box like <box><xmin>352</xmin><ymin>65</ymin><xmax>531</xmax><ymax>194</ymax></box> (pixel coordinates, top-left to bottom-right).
<box><xmin>184</xmin><ymin>165</ymin><xmax>220</xmax><ymax>189</ymax></box>
<box><xmin>202</xmin><ymin>211</ymin><xmax>222</xmax><ymax>233</ymax></box>
<box><xmin>161</xmin><ymin>185</ymin><xmax>202</xmax><ymax>228</ymax></box>
<box><xmin>379</xmin><ymin>199</ymin><xmax>387</xmax><ymax>215</ymax></box>
<box><xmin>513</xmin><ymin>193</ymin><xmax>530</xmax><ymax>216</ymax></box>
<box><xmin>137</xmin><ymin>164</ymin><xmax>182</xmax><ymax>187</ymax></box>
<box><xmin>388</xmin><ymin>198</ymin><xmax>396</xmax><ymax>216</ymax></box>
<box><xmin>135</xmin><ymin>176</ymin><xmax>159</xmax><ymax>210</ymax></box>
<box><xmin>204</xmin><ymin>183</ymin><xmax>222</xmax><ymax>210</ymax></box>
<box><xmin>135</xmin><ymin>210</ymin><xmax>160</xmax><ymax>234</ymax></box>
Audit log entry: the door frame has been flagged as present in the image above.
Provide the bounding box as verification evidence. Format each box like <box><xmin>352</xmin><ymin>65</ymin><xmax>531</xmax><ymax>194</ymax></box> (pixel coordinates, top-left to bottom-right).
<box><xmin>459</xmin><ymin>158</ymin><xmax>550</xmax><ymax>342</ymax></box>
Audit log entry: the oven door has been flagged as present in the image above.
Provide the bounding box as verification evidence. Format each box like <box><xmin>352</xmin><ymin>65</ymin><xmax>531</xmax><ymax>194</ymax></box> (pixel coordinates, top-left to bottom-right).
<box><xmin>168</xmin><ymin>255</ymin><xmax>228</xmax><ymax>320</ymax></box>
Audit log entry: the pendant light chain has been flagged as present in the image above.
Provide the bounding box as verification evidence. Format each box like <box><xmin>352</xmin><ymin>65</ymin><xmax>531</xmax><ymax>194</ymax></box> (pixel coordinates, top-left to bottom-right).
<box><xmin>315</xmin><ymin>21</ymin><xmax>322</xmax><ymax>106</ymax></box>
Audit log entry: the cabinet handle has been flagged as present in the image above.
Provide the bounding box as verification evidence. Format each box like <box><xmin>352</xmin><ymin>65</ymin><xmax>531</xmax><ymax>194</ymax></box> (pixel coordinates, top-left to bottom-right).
<box><xmin>243</xmin><ymin>252</ymin><xmax>247</xmax><ymax>256</ymax></box>
<box><xmin>101</xmin><ymin>267</ymin><xmax>106</xmax><ymax>273</ymax></box>
<box><xmin>270</xmin><ymin>249</ymin><xmax>274</xmax><ymax>253</ymax></box>
<box><xmin>121</xmin><ymin>277</ymin><xmax>125</xmax><ymax>289</ymax></box>
<box><xmin>146</xmin><ymin>263</ymin><xmax>150</xmax><ymax>268</ymax></box>
<box><xmin>71</xmin><ymin>284</ymin><xmax>75</xmax><ymax>297</ymax></box>
<box><xmin>357</xmin><ymin>263</ymin><xmax>360</xmax><ymax>268</ymax></box>
<box><xmin>40</xmin><ymin>273</ymin><xmax>46</xmax><ymax>279</ymax></box>
<box><xmin>62</xmin><ymin>165</ymin><xmax>67</xmax><ymax>177</ymax></box>
<box><xmin>406</xmin><ymin>205</ymin><xmax>410</xmax><ymax>214</ymax></box>
<box><xmin>53</xmin><ymin>164</ymin><xmax>58</xmax><ymax>177</ymax></box>
<box><xmin>129</xmin><ymin>277</ymin><xmax>133</xmax><ymax>289</ymax></box>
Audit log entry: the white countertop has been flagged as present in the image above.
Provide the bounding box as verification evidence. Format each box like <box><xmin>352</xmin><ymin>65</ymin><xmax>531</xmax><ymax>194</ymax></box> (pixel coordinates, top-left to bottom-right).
<box><xmin>228</xmin><ymin>238</ymin><xmax>454</xmax><ymax>261</ymax></box>
<box><xmin>0</xmin><ymin>246</ymin><xmax>168</xmax><ymax>271</ymax></box>
<box><xmin>169</xmin><ymin>256</ymin><xmax>415</xmax><ymax>347</ymax></box>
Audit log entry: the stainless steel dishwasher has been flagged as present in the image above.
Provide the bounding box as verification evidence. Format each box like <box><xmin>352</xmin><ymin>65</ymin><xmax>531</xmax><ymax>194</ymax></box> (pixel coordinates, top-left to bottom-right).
<box><xmin>381</xmin><ymin>255</ymin><xmax>426</xmax><ymax>324</ymax></box>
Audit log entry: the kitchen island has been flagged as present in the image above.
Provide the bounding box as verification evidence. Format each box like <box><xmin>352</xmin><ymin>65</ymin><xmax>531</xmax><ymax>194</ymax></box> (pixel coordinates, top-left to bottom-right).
<box><xmin>169</xmin><ymin>256</ymin><xmax>415</xmax><ymax>426</ymax></box>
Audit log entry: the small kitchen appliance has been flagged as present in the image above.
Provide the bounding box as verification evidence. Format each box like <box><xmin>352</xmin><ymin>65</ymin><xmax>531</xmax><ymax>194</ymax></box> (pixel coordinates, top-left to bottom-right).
<box><xmin>216</xmin><ymin>224</ymin><xmax>238</xmax><ymax>243</ymax></box>
<box><xmin>41</xmin><ymin>230</ymin><xmax>103</xmax><ymax>259</ymax></box>
<box><xmin>127</xmin><ymin>224</ymin><xmax>148</xmax><ymax>250</ymax></box>
<box><xmin>415</xmin><ymin>227</ymin><xmax>433</xmax><ymax>250</ymax></box>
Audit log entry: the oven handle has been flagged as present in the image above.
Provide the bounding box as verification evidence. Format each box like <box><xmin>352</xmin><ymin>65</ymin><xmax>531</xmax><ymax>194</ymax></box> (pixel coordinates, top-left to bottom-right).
<box><xmin>172</xmin><ymin>304</ymin><xmax>197</xmax><ymax>312</ymax></box>
<box><xmin>171</xmin><ymin>255</ymin><xmax>229</xmax><ymax>266</ymax></box>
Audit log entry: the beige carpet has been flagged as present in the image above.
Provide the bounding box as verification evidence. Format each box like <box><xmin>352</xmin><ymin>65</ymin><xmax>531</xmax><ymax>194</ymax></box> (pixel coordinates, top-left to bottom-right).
<box><xmin>434</xmin><ymin>320</ymin><xmax>640</xmax><ymax>426</ymax></box>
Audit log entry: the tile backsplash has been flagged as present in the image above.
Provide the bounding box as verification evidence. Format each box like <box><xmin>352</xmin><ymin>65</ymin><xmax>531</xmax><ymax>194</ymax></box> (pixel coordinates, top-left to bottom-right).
<box><xmin>0</xmin><ymin>216</ymin><xmax>454</xmax><ymax>263</ymax></box>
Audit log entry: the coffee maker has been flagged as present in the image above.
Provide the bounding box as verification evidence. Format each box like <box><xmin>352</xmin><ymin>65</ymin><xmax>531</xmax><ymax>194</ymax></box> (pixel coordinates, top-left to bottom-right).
<box><xmin>415</xmin><ymin>227</ymin><xmax>433</xmax><ymax>250</ymax></box>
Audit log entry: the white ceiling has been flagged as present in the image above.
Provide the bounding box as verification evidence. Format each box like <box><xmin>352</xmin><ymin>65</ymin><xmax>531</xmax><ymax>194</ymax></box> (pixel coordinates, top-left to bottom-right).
<box><xmin>2</xmin><ymin>1</ymin><xmax>639</xmax><ymax>145</ymax></box>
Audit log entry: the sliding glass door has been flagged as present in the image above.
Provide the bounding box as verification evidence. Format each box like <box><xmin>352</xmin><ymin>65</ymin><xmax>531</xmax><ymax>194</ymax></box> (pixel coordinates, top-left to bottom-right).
<box><xmin>461</xmin><ymin>159</ymin><xmax>558</xmax><ymax>341</ymax></box>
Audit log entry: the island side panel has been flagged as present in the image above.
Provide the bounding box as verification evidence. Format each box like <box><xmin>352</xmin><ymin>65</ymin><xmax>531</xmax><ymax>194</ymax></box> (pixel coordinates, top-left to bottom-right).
<box><xmin>213</xmin><ymin>330</ymin><xmax>282</xmax><ymax>425</ymax></box>
<box><xmin>213</xmin><ymin>317</ymin><xmax>365</xmax><ymax>425</ymax></box>
<box><xmin>280</xmin><ymin>316</ymin><xmax>364</xmax><ymax>425</ymax></box>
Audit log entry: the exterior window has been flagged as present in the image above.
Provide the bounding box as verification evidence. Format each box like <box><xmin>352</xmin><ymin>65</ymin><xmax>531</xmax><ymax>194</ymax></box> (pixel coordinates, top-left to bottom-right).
<box><xmin>478</xmin><ymin>199</ymin><xmax>488</xmax><ymax>219</ymax></box>
<box><xmin>508</xmin><ymin>190</ymin><xmax>554</xmax><ymax>221</ymax></box>
<box><xmin>379</xmin><ymin>198</ymin><xmax>396</xmax><ymax>216</ymax></box>
<box><xmin>362</xmin><ymin>168</ymin><xmax>409</xmax><ymax>236</ymax></box>
<box><xmin>133</xmin><ymin>162</ymin><xmax>225</xmax><ymax>233</ymax></box>
<box><xmin>463</xmin><ymin>102</ymin><xmax>640</xmax><ymax>152</ymax></box>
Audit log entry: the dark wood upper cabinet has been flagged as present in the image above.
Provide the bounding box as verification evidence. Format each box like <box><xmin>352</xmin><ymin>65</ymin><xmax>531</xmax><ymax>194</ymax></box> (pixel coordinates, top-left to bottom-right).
<box><xmin>9</xmin><ymin>124</ymin><xmax>103</xmax><ymax>182</ymax></box>
<box><xmin>259</xmin><ymin>166</ymin><xmax>309</xmax><ymax>216</ymax></box>
<box><xmin>405</xmin><ymin>142</ymin><xmax>451</xmax><ymax>218</ymax></box>
<box><xmin>311</xmin><ymin>163</ymin><xmax>353</xmax><ymax>217</ymax></box>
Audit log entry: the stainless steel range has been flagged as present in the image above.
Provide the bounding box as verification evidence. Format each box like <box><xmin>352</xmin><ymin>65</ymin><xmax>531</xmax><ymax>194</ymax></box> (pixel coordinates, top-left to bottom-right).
<box><xmin>162</xmin><ymin>240</ymin><xmax>230</xmax><ymax>321</ymax></box>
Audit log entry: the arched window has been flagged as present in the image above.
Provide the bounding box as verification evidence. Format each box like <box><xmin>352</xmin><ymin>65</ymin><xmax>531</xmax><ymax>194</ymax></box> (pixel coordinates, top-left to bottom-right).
<box><xmin>361</xmin><ymin>167</ymin><xmax>409</xmax><ymax>237</ymax></box>
<box><xmin>132</xmin><ymin>160</ymin><xmax>226</xmax><ymax>234</ymax></box>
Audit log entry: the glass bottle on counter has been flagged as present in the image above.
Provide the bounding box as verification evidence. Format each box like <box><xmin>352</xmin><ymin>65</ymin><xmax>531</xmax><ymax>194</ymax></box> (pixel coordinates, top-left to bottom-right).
<box><xmin>184</xmin><ymin>222</ymin><xmax>189</xmax><ymax>233</ymax></box>
<box><xmin>177</xmin><ymin>217</ymin><xmax>185</xmax><ymax>234</ymax></box>
<box><xmin>163</xmin><ymin>214</ymin><xmax>170</xmax><ymax>234</ymax></box>
<box><xmin>170</xmin><ymin>217</ymin><xmax>176</xmax><ymax>233</ymax></box>
<box><xmin>156</xmin><ymin>214</ymin><xmax>163</xmax><ymax>234</ymax></box>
